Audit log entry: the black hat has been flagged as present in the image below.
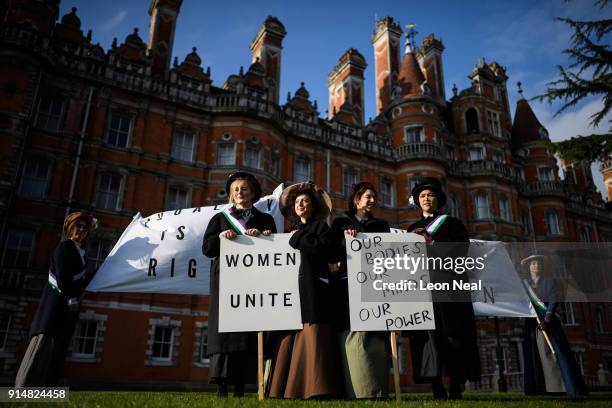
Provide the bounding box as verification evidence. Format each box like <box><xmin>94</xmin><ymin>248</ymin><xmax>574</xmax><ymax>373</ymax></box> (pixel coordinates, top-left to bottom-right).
<box><xmin>411</xmin><ymin>177</ymin><xmax>447</xmax><ymax>209</ymax></box>
<box><xmin>225</xmin><ymin>172</ymin><xmax>262</xmax><ymax>203</ymax></box>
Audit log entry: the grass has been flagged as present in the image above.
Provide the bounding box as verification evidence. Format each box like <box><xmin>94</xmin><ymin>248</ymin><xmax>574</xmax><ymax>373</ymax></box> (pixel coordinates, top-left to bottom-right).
<box><xmin>6</xmin><ymin>391</ymin><xmax>612</xmax><ymax>407</ymax></box>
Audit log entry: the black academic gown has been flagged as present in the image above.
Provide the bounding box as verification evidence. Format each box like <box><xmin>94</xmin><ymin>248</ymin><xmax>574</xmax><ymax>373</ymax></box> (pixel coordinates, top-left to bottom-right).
<box><xmin>288</xmin><ymin>218</ymin><xmax>333</xmax><ymax>323</ymax></box>
<box><xmin>523</xmin><ymin>276</ymin><xmax>588</xmax><ymax>397</ymax></box>
<box><xmin>25</xmin><ymin>239</ymin><xmax>89</xmax><ymax>386</ymax></box>
<box><xmin>328</xmin><ymin>212</ymin><xmax>390</xmax><ymax>330</ymax></box>
<box><xmin>202</xmin><ymin>207</ymin><xmax>276</xmax><ymax>383</ymax></box>
<box><xmin>407</xmin><ymin>213</ymin><xmax>481</xmax><ymax>383</ymax></box>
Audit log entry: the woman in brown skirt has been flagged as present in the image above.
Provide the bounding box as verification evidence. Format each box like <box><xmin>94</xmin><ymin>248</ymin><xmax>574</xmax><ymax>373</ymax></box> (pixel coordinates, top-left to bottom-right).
<box><xmin>266</xmin><ymin>182</ymin><xmax>342</xmax><ymax>399</ymax></box>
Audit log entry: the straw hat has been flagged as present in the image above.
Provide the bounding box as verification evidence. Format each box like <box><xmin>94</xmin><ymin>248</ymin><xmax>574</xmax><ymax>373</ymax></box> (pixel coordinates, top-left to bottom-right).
<box><xmin>280</xmin><ymin>182</ymin><xmax>332</xmax><ymax>220</ymax></box>
<box><xmin>520</xmin><ymin>254</ymin><xmax>548</xmax><ymax>270</ymax></box>
<box><xmin>63</xmin><ymin>211</ymin><xmax>95</xmax><ymax>237</ymax></box>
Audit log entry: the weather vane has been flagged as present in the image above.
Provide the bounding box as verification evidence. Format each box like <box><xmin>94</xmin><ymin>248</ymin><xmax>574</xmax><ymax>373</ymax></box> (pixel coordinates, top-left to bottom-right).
<box><xmin>405</xmin><ymin>23</ymin><xmax>418</xmax><ymax>47</ymax></box>
<box><xmin>517</xmin><ymin>81</ymin><xmax>524</xmax><ymax>98</ymax></box>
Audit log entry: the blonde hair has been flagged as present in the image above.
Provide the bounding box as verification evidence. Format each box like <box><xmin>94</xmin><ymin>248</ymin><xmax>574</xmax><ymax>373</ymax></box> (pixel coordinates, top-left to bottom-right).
<box><xmin>227</xmin><ymin>177</ymin><xmax>254</xmax><ymax>205</ymax></box>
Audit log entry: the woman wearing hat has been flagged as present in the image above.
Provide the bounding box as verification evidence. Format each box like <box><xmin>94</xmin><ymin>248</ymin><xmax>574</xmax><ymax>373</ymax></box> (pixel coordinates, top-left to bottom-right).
<box><xmin>15</xmin><ymin>211</ymin><xmax>97</xmax><ymax>387</ymax></box>
<box><xmin>521</xmin><ymin>254</ymin><xmax>587</xmax><ymax>398</ymax></box>
<box><xmin>202</xmin><ymin>172</ymin><xmax>276</xmax><ymax>397</ymax></box>
<box><xmin>327</xmin><ymin>182</ymin><xmax>390</xmax><ymax>399</ymax></box>
<box><xmin>406</xmin><ymin>177</ymin><xmax>480</xmax><ymax>399</ymax></box>
<box><xmin>266</xmin><ymin>182</ymin><xmax>341</xmax><ymax>399</ymax></box>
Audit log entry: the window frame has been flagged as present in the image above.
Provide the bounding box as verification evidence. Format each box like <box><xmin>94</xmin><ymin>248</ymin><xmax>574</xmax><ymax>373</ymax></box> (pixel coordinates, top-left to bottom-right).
<box><xmin>342</xmin><ymin>167</ymin><xmax>358</xmax><ymax>197</ymax></box>
<box><xmin>151</xmin><ymin>325</ymin><xmax>175</xmax><ymax>362</ymax></box>
<box><xmin>2</xmin><ymin>229</ymin><xmax>35</xmax><ymax>268</ymax></box>
<box><xmin>171</xmin><ymin>129</ymin><xmax>196</xmax><ymax>163</ymax></box>
<box><xmin>94</xmin><ymin>173</ymin><xmax>125</xmax><ymax>211</ymax></box>
<box><xmin>380</xmin><ymin>178</ymin><xmax>394</xmax><ymax>208</ymax></box>
<box><xmin>244</xmin><ymin>144</ymin><xmax>262</xmax><ymax>169</ymax></box>
<box><xmin>404</xmin><ymin>126</ymin><xmax>424</xmax><ymax>144</ymax></box>
<box><xmin>216</xmin><ymin>143</ymin><xmax>236</xmax><ymax>166</ymax></box>
<box><xmin>546</xmin><ymin>209</ymin><xmax>561</xmax><ymax>236</ymax></box>
<box><xmin>165</xmin><ymin>185</ymin><xmax>191</xmax><ymax>211</ymax></box>
<box><xmin>34</xmin><ymin>95</ymin><xmax>65</xmax><ymax>132</ymax></box>
<box><xmin>71</xmin><ymin>319</ymin><xmax>99</xmax><ymax>359</ymax></box>
<box><xmin>293</xmin><ymin>157</ymin><xmax>311</xmax><ymax>183</ymax></box>
<box><xmin>475</xmin><ymin>193</ymin><xmax>490</xmax><ymax>219</ymax></box>
<box><xmin>498</xmin><ymin>195</ymin><xmax>511</xmax><ymax>221</ymax></box>
<box><xmin>18</xmin><ymin>157</ymin><xmax>51</xmax><ymax>199</ymax></box>
<box><xmin>487</xmin><ymin>110</ymin><xmax>501</xmax><ymax>137</ymax></box>
<box><xmin>105</xmin><ymin>111</ymin><xmax>134</xmax><ymax>148</ymax></box>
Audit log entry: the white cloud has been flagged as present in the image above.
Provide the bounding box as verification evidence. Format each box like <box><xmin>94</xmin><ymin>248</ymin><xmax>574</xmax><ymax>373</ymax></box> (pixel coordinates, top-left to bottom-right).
<box><xmin>100</xmin><ymin>10</ymin><xmax>128</xmax><ymax>32</ymax></box>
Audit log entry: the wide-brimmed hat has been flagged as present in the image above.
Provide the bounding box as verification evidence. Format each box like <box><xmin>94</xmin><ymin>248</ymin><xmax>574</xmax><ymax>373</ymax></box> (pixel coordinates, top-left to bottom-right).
<box><xmin>63</xmin><ymin>211</ymin><xmax>95</xmax><ymax>237</ymax></box>
<box><xmin>225</xmin><ymin>171</ymin><xmax>262</xmax><ymax>203</ymax></box>
<box><xmin>411</xmin><ymin>177</ymin><xmax>447</xmax><ymax>209</ymax></box>
<box><xmin>520</xmin><ymin>254</ymin><xmax>548</xmax><ymax>270</ymax></box>
<box><xmin>280</xmin><ymin>182</ymin><xmax>332</xmax><ymax>220</ymax></box>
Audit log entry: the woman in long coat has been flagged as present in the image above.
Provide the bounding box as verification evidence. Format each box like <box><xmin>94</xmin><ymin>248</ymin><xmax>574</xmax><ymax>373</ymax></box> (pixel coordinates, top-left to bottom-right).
<box><xmin>202</xmin><ymin>172</ymin><xmax>276</xmax><ymax>397</ymax></box>
<box><xmin>521</xmin><ymin>254</ymin><xmax>588</xmax><ymax>398</ymax></box>
<box><xmin>327</xmin><ymin>182</ymin><xmax>390</xmax><ymax>398</ymax></box>
<box><xmin>266</xmin><ymin>182</ymin><xmax>342</xmax><ymax>399</ymax></box>
<box><xmin>406</xmin><ymin>177</ymin><xmax>480</xmax><ymax>399</ymax></box>
<box><xmin>15</xmin><ymin>211</ymin><xmax>96</xmax><ymax>387</ymax></box>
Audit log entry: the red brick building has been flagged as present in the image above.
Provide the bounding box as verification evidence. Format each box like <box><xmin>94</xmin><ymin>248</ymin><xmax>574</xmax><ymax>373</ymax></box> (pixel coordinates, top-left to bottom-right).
<box><xmin>1</xmin><ymin>0</ymin><xmax>611</xmax><ymax>390</ymax></box>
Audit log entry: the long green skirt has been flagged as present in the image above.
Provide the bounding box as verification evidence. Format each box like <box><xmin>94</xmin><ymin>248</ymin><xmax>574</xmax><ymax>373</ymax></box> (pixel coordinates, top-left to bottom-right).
<box><xmin>338</xmin><ymin>331</ymin><xmax>389</xmax><ymax>399</ymax></box>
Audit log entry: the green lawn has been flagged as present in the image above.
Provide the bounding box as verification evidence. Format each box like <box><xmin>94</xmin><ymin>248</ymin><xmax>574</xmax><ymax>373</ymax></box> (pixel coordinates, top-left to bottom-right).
<box><xmin>7</xmin><ymin>392</ymin><xmax>612</xmax><ymax>407</ymax></box>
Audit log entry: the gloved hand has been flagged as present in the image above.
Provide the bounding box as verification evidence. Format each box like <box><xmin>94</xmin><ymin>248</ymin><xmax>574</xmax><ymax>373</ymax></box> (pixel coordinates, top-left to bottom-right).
<box><xmin>411</xmin><ymin>227</ymin><xmax>433</xmax><ymax>243</ymax></box>
<box><xmin>537</xmin><ymin>314</ymin><xmax>552</xmax><ymax>331</ymax></box>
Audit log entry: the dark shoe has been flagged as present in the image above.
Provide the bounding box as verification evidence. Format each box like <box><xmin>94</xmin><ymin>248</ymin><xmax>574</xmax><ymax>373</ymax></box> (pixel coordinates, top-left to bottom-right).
<box><xmin>217</xmin><ymin>383</ymin><xmax>228</xmax><ymax>397</ymax></box>
<box><xmin>234</xmin><ymin>382</ymin><xmax>245</xmax><ymax>397</ymax></box>
<box><xmin>449</xmin><ymin>378</ymin><xmax>463</xmax><ymax>400</ymax></box>
<box><xmin>432</xmin><ymin>379</ymin><xmax>447</xmax><ymax>400</ymax></box>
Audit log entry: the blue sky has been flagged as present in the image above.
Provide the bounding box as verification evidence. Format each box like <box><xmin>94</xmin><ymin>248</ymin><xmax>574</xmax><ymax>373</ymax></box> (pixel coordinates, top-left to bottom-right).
<box><xmin>60</xmin><ymin>0</ymin><xmax>611</xmax><ymax>196</ymax></box>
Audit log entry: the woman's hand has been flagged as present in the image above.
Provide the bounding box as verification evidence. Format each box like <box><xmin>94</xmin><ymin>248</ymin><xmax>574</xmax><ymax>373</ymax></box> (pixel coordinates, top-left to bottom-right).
<box><xmin>411</xmin><ymin>227</ymin><xmax>433</xmax><ymax>243</ymax></box>
<box><xmin>245</xmin><ymin>228</ymin><xmax>261</xmax><ymax>236</ymax></box>
<box><xmin>219</xmin><ymin>230</ymin><xmax>237</xmax><ymax>239</ymax></box>
<box><xmin>344</xmin><ymin>228</ymin><xmax>358</xmax><ymax>238</ymax></box>
<box><xmin>262</xmin><ymin>230</ymin><xmax>272</xmax><ymax>236</ymax></box>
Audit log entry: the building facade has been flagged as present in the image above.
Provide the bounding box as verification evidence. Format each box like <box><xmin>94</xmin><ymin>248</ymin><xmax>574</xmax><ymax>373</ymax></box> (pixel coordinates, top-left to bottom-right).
<box><xmin>1</xmin><ymin>0</ymin><xmax>611</xmax><ymax>389</ymax></box>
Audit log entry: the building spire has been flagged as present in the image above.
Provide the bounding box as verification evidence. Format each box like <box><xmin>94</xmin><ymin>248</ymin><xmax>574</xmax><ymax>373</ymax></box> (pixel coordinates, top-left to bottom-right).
<box><xmin>405</xmin><ymin>23</ymin><xmax>417</xmax><ymax>54</ymax></box>
<box><xmin>517</xmin><ymin>81</ymin><xmax>524</xmax><ymax>99</ymax></box>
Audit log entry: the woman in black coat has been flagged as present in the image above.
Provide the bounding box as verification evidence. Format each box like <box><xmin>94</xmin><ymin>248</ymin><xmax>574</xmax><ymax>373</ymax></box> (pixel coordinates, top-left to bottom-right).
<box><xmin>202</xmin><ymin>172</ymin><xmax>276</xmax><ymax>397</ymax></box>
<box><xmin>327</xmin><ymin>182</ymin><xmax>390</xmax><ymax>398</ymax></box>
<box><xmin>521</xmin><ymin>255</ymin><xmax>587</xmax><ymax>398</ymax></box>
<box><xmin>266</xmin><ymin>182</ymin><xmax>342</xmax><ymax>399</ymax></box>
<box><xmin>15</xmin><ymin>211</ymin><xmax>96</xmax><ymax>387</ymax></box>
<box><xmin>406</xmin><ymin>177</ymin><xmax>480</xmax><ymax>399</ymax></box>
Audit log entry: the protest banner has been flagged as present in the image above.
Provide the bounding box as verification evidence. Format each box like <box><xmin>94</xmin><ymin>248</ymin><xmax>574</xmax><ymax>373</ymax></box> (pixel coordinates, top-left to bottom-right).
<box><xmin>346</xmin><ymin>232</ymin><xmax>436</xmax><ymax>331</ymax></box>
<box><xmin>87</xmin><ymin>185</ymin><xmax>284</xmax><ymax>295</ymax></box>
<box><xmin>389</xmin><ymin>229</ymin><xmax>534</xmax><ymax>318</ymax></box>
<box><xmin>218</xmin><ymin>234</ymin><xmax>302</xmax><ymax>332</ymax></box>
<box><xmin>468</xmin><ymin>240</ymin><xmax>535</xmax><ymax>317</ymax></box>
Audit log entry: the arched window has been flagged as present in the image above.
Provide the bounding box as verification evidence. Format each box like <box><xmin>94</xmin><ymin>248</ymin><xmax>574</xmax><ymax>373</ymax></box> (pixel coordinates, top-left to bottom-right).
<box><xmin>465</xmin><ymin>107</ymin><xmax>479</xmax><ymax>133</ymax></box>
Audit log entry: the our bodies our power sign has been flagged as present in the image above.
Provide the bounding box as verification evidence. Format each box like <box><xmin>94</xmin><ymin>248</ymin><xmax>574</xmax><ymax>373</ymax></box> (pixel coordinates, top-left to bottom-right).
<box><xmin>218</xmin><ymin>234</ymin><xmax>302</xmax><ymax>332</ymax></box>
<box><xmin>346</xmin><ymin>233</ymin><xmax>436</xmax><ymax>331</ymax></box>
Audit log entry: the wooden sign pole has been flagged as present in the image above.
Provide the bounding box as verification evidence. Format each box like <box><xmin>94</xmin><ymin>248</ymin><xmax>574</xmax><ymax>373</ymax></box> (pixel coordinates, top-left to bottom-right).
<box><xmin>258</xmin><ymin>331</ymin><xmax>264</xmax><ymax>400</ymax></box>
<box><xmin>390</xmin><ymin>331</ymin><xmax>401</xmax><ymax>401</ymax></box>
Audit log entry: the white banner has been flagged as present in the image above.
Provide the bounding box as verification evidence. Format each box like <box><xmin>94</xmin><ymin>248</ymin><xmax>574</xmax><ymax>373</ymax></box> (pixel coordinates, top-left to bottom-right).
<box><xmin>86</xmin><ymin>185</ymin><xmax>284</xmax><ymax>295</ymax></box>
<box><xmin>468</xmin><ymin>240</ymin><xmax>535</xmax><ymax>317</ymax></box>
<box><xmin>219</xmin><ymin>234</ymin><xmax>302</xmax><ymax>332</ymax></box>
<box><xmin>346</xmin><ymin>233</ymin><xmax>436</xmax><ymax>331</ymax></box>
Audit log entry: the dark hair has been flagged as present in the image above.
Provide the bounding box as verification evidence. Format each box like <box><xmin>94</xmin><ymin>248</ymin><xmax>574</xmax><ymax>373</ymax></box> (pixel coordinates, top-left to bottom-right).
<box><xmin>294</xmin><ymin>189</ymin><xmax>320</xmax><ymax>218</ymax></box>
<box><xmin>348</xmin><ymin>182</ymin><xmax>377</xmax><ymax>214</ymax></box>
